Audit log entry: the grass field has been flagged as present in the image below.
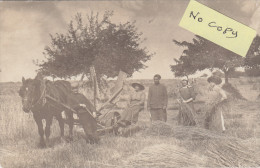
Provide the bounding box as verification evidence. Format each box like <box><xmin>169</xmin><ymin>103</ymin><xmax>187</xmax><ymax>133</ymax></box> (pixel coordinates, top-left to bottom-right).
<box><xmin>0</xmin><ymin>78</ymin><xmax>260</xmax><ymax>168</ymax></box>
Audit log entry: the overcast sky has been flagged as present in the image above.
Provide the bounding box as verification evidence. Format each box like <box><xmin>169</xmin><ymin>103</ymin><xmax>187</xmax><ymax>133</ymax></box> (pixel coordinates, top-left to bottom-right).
<box><xmin>0</xmin><ymin>0</ymin><xmax>259</xmax><ymax>82</ymax></box>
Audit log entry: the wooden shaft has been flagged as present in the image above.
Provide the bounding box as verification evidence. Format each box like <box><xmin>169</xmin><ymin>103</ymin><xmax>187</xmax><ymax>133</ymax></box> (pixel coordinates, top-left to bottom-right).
<box><xmin>45</xmin><ymin>95</ymin><xmax>95</xmax><ymax>120</ymax></box>
<box><xmin>97</xmin><ymin>87</ymin><xmax>123</xmax><ymax>112</ymax></box>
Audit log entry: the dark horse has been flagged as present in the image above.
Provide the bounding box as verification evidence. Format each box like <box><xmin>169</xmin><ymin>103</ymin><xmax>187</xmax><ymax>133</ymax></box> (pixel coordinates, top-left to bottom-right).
<box><xmin>19</xmin><ymin>76</ymin><xmax>99</xmax><ymax>147</ymax></box>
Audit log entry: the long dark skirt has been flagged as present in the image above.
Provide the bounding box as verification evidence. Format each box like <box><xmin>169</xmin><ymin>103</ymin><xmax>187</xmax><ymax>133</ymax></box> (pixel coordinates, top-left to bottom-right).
<box><xmin>177</xmin><ymin>102</ymin><xmax>196</xmax><ymax>126</ymax></box>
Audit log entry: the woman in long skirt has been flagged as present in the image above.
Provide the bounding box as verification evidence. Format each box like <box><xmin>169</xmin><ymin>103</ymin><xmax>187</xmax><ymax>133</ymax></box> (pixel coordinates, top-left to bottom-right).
<box><xmin>177</xmin><ymin>77</ymin><xmax>197</xmax><ymax>126</ymax></box>
<box><xmin>116</xmin><ymin>83</ymin><xmax>145</xmax><ymax>127</ymax></box>
<box><xmin>204</xmin><ymin>76</ymin><xmax>227</xmax><ymax>133</ymax></box>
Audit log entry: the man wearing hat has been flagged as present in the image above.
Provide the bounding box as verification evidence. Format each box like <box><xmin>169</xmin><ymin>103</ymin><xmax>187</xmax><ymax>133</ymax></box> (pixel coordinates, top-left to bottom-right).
<box><xmin>147</xmin><ymin>74</ymin><xmax>168</xmax><ymax>122</ymax></box>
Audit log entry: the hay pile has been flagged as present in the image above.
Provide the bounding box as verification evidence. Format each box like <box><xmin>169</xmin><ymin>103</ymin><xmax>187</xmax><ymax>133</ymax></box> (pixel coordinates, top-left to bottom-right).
<box><xmin>178</xmin><ymin>103</ymin><xmax>196</xmax><ymax>126</ymax></box>
<box><xmin>125</xmin><ymin>144</ymin><xmax>207</xmax><ymax>167</ymax></box>
<box><xmin>205</xmin><ymin>140</ymin><xmax>260</xmax><ymax>167</ymax></box>
<box><xmin>138</xmin><ymin>121</ymin><xmax>260</xmax><ymax>167</ymax></box>
<box><xmin>118</xmin><ymin>124</ymin><xmax>142</xmax><ymax>137</ymax></box>
<box><xmin>142</xmin><ymin>121</ymin><xmax>236</xmax><ymax>140</ymax></box>
<box><xmin>222</xmin><ymin>83</ymin><xmax>246</xmax><ymax>100</ymax></box>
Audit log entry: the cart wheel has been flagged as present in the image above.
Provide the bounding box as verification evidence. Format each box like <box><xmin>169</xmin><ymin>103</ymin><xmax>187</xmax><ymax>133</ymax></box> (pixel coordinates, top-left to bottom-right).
<box><xmin>112</xmin><ymin>112</ymin><xmax>121</xmax><ymax>125</ymax></box>
<box><xmin>111</xmin><ymin>112</ymin><xmax>121</xmax><ymax>135</ymax></box>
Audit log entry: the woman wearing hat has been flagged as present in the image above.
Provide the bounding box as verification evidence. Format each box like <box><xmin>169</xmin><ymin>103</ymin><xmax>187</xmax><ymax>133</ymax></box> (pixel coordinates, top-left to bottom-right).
<box><xmin>116</xmin><ymin>83</ymin><xmax>146</xmax><ymax>127</ymax></box>
<box><xmin>204</xmin><ymin>76</ymin><xmax>227</xmax><ymax>133</ymax></box>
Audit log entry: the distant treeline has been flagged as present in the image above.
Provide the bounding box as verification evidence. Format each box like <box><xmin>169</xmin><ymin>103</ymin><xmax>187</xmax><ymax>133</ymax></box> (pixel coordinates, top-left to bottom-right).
<box><xmin>210</xmin><ymin>69</ymin><xmax>260</xmax><ymax>78</ymax></box>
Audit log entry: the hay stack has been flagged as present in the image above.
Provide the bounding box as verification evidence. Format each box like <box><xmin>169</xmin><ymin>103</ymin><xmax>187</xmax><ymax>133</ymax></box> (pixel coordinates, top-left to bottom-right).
<box><xmin>178</xmin><ymin>103</ymin><xmax>197</xmax><ymax>126</ymax></box>
<box><xmin>139</xmin><ymin>121</ymin><xmax>260</xmax><ymax>167</ymax></box>
<box><xmin>142</xmin><ymin>121</ymin><xmax>173</xmax><ymax>137</ymax></box>
<box><xmin>125</xmin><ymin>143</ymin><xmax>207</xmax><ymax>167</ymax></box>
<box><xmin>222</xmin><ymin>83</ymin><xmax>246</xmax><ymax>100</ymax></box>
<box><xmin>118</xmin><ymin>124</ymin><xmax>142</xmax><ymax>137</ymax></box>
<box><xmin>142</xmin><ymin>121</ymin><xmax>236</xmax><ymax>140</ymax></box>
<box><xmin>206</xmin><ymin>140</ymin><xmax>260</xmax><ymax>167</ymax></box>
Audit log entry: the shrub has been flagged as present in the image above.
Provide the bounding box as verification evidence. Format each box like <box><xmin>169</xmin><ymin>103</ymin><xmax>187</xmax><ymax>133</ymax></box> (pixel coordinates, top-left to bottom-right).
<box><xmin>229</xmin><ymin>71</ymin><xmax>246</xmax><ymax>78</ymax></box>
<box><xmin>245</xmin><ymin>68</ymin><xmax>260</xmax><ymax>77</ymax></box>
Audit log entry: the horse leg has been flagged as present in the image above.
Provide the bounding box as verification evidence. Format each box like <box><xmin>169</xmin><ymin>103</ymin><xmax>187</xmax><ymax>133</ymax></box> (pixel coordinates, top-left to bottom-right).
<box><xmin>56</xmin><ymin>113</ymin><xmax>65</xmax><ymax>139</ymax></box>
<box><xmin>45</xmin><ymin>115</ymin><xmax>53</xmax><ymax>147</ymax></box>
<box><xmin>65</xmin><ymin>111</ymin><xmax>74</xmax><ymax>141</ymax></box>
<box><xmin>33</xmin><ymin>113</ymin><xmax>45</xmax><ymax>148</ymax></box>
<box><xmin>89</xmin><ymin>129</ymin><xmax>100</xmax><ymax>144</ymax></box>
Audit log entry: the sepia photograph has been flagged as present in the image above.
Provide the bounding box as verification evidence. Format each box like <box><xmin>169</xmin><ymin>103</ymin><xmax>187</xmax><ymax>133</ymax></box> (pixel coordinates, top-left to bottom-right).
<box><xmin>0</xmin><ymin>0</ymin><xmax>260</xmax><ymax>167</ymax></box>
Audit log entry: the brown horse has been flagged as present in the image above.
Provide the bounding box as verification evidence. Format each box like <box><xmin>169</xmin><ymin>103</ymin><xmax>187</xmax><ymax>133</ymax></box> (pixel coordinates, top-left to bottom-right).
<box><xmin>19</xmin><ymin>76</ymin><xmax>99</xmax><ymax>147</ymax></box>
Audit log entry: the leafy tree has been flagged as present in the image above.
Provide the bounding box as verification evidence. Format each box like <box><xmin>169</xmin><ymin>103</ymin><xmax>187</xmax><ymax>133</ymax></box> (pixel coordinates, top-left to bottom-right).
<box><xmin>245</xmin><ymin>35</ymin><xmax>260</xmax><ymax>77</ymax></box>
<box><xmin>170</xmin><ymin>57</ymin><xmax>197</xmax><ymax>79</ymax></box>
<box><xmin>171</xmin><ymin>35</ymin><xmax>244</xmax><ymax>83</ymax></box>
<box><xmin>36</xmin><ymin>11</ymin><xmax>153</xmax><ymax>83</ymax></box>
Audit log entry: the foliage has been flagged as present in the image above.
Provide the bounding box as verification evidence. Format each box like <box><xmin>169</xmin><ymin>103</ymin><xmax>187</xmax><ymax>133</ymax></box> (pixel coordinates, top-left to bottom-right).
<box><xmin>171</xmin><ymin>35</ymin><xmax>244</xmax><ymax>83</ymax></box>
<box><xmin>245</xmin><ymin>35</ymin><xmax>260</xmax><ymax>77</ymax></box>
<box><xmin>213</xmin><ymin>70</ymin><xmax>246</xmax><ymax>78</ymax></box>
<box><xmin>245</xmin><ymin>68</ymin><xmax>260</xmax><ymax>77</ymax></box>
<box><xmin>36</xmin><ymin>11</ymin><xmax>153</xmax><ymax>81</ymax></box>
<box><xmin>229</xmin><ymin>71</ymin><xmax>246</xmax><ymax>78</ymax></box>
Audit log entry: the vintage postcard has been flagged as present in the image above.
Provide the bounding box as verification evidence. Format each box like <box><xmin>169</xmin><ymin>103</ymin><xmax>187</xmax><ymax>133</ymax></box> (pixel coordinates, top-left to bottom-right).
<box><xmin>0</xmin><ymin>0</ymin><xmax>260</xmax><ymax>167</ymax></box>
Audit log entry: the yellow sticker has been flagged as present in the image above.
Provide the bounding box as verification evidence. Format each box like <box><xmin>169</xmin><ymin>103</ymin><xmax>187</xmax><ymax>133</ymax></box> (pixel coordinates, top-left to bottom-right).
<box><xmin>179</xmin><ymin>0</ymin><xmax>256</xmax><ymax>57</ymax></box>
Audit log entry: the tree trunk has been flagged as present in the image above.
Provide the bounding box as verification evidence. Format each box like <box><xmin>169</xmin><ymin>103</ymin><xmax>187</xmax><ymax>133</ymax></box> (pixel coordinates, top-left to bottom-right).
<box><xmin>185</xmin><ymin>75</ymin><xmax>189</xmax><ymax>80</ymax></box>
<box><xmin>75</xmin><ymin>73</ymin><xmax>86</xmax><ymax>93</ymax></box>
<box><xmin>80</xmin><ymin>73</ymin><xmax>85</xmax><ymax>82</ymax></box>
<box><xmin>224</xmin><ymin>71</ymin><xmax>229</xmax><ymax>84</ymax></box>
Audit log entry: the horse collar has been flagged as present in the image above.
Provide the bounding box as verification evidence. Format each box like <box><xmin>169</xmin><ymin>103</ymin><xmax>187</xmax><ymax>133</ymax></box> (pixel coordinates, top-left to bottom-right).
<box><xmin>32</xmin><ymin>80</ymin><xmax>47</xmax><ymax>109</ymax></box>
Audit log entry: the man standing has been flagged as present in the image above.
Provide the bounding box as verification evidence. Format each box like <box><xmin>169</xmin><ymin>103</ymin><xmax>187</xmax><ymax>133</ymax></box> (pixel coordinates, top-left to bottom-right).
<box><xmin>147</xmin><ymin>74</ymin><xmax>168</xmax><ymax>122</ymax></box>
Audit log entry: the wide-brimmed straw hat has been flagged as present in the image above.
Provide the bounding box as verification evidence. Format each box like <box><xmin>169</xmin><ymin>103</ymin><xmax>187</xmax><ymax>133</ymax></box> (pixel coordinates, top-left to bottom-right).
<box><xmin>131</xmin><ymin>83</ymin><xmax>145</xmax><ymax>90</ymax></box>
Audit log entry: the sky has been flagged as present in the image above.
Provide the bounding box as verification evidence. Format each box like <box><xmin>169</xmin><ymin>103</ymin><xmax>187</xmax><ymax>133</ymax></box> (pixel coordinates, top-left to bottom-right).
<box><xmin>0</xmin><ymin>0</ymin><xmax>259</xmax><ymax>82</ymax></box>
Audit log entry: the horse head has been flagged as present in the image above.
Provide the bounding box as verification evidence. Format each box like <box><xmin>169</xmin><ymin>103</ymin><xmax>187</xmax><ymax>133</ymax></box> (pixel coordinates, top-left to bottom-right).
<box><xmin>19</xmin><ymin>77</ymin><xmax>42</xmax><ymax>113</ymax></box>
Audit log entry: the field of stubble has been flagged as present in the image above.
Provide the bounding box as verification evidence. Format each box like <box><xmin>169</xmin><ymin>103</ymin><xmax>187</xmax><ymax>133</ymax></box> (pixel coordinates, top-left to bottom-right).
<box><xmin>0</xmin><ymin>78</ymin><xmax>260</xmax><ymax>168</ymax></box>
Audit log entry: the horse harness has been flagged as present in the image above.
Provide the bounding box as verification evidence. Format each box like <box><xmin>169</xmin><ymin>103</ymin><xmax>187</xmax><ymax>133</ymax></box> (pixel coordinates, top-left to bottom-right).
<box><xmin>31</xmin><ymin>79</ymin><xmax>47</xmax><ymax>109</ymax></box>
<box><xmin>30</xmin><ymin>80</ymin><xmax>96</xmax><ymax>120</ymax></box>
